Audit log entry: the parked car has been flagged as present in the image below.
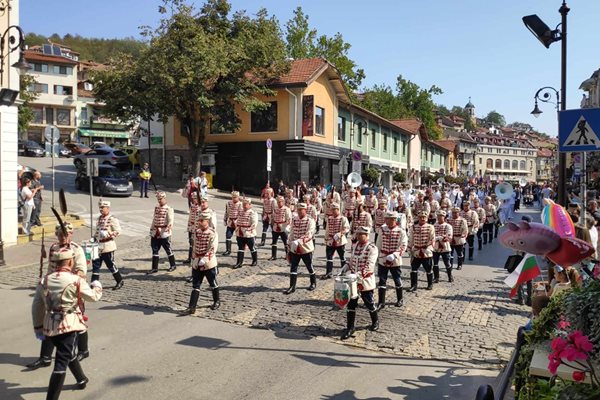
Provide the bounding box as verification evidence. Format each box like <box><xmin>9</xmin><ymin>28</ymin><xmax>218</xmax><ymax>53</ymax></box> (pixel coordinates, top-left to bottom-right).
<box><xmin>57</xmin><ymin>144</ymin><xmax>72</xmax><ymax>158</ymax></box>
<box><xmin>73</xmin><ymin>148</ymin><xmax>131</xmax><ymax>170</ymax></box>
<box><xmin>63</xmin><ymin>142</ymin><xmax>91</xmax><ymax>155</ymax></box>
<box><xmin>90</xmin><ymin>142</ymin><xmax>113</xmax><ymax>150</ymax></box>
<box><xmin>116</xmin><ymin>145</ymin><xmax>140</xmax><ymax>166</ymax></box>
<box><xmin>75</xmin><ymin>164</ymin><xmax>133</xmax><ymax>197</ymax></box>
<box><xmin>18</xmin><ymin>140</ymin><xmax>45</xmax><ymax>157</ymax></box>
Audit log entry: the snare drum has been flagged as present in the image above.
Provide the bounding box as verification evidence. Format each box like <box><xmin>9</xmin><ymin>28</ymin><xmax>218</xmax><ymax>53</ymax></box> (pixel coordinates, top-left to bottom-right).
<box><xmin>339</xmin><ymin>273</ymin><xmax>358</xmax><ymax>299</ymax></box>
<box><xmin>81</xmin><ymin>240</ymin><xmax>100</xmax><ymax>263</ymax></box>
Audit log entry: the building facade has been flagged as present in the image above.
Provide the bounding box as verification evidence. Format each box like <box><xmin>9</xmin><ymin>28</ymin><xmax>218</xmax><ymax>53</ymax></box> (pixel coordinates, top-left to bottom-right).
<box><xmin>580</xmin><ymin>68</ymin><xmax>600</xmax><ymax>108</ymax></box>
<box><xmin>473</xmin><ymin>133</ymin><xmax>537</xmax><ymax>183</ymax></box>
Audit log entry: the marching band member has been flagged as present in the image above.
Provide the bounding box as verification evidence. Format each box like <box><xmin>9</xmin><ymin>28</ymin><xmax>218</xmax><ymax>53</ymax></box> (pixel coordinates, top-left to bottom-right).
<box><xmin>284</xmin><ymin>203</ymin><xmax>316</xmax><ymax>294</ymax></box>
<box><xmin>222</xmin><ymin>191</ymin><xmax>243</xmax><ymax>256</ymax></box>
<box><xmin>270</xmin><ymin>196</ymin><xmax>292</xmax><ymax>261</ymax></box>
<box><xmin>407</xmin><ymin>211</ymin><xmax>435</xmax><ymax>292</ymax></box>
<box><xmin>373</xmin><ymin>200</ymin><xmax>388</xmax><ymax>243</ymax></box>
<box><xmin>472</xmin><ymin>198</ymin><xmax>486</xmax><ymax>251</ymax></box>
<box><xmin>148</xmin><ymin>191</ymin><xmax>176</xmax><ymax>274</ymax></box>
<box><xmin>233</xmin><ymin>198</ymin><xmax>258</xmax><ymax>269</ymax></box>
<box><xmin>433</xmin><ymin>210</ymin><xmax>453</xmax><ymax>283</ymax></box>
<box><xmin>483</xmin><ymin>196</ymin><xmax>497</xmax><ymax>244</ymax></box>
<box><xmin>449</xmin><ymin>206</ymin><xmax>468</xmax><ymax>270</ymax></box>
<box><xmin>260</xmin><ymin>189</ymin><xmax>276</xmax><ymax>247</ymax></box>
<box><xmin>459</xmin><ymin>200</ymin><xmax>479</xmax><ymax>261</ymax></box>
<box><xmin>92</xmin><ymin>200</ymin><xmax>123</xmax><ymax>290</ymax></box>
<box><xmin>351</xmin><ymin>203</ymin><xmax>373</xmax><ymax>242</ymax></box>
<box><xmin>322</xmin><ymin>203</ymin><xmax>350</xmax><ymax>280</ymax></box>
<box><xmin>376</xmin><ymin>211</ymin><xmax>408</xmax><ymax>309</ymax></box>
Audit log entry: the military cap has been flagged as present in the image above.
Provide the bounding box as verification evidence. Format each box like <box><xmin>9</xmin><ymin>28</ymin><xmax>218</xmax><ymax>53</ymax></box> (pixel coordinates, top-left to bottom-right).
<box><xmin>156</xmin><ymin>191</ymin><xmax>166</xmax><ymax>200</ymax></box>
<box><xmin>416</xmin><ymin>190</ymin><xmax>425</xmax><ymax>197</ymax></box>
<box><xmin>451</xmin><ymin>206</ymin><xmax>461</xmax><ymax>212</ymax></box>
<box><xmin>330</xmin><ymin>202</ymin><xmax>340</xmax><ymax>209</ymax></box>
<box><xmin>356</xmin><ymin>226</ymin><xmax>371</xmax><ymax>234</ymax></box>
<box><xmin>436</xmin><ymin>210</ymin><xmax>447</xmax><ymax>217</ymax></box>
<box><xmin>384</xmin><ymin>211</ymin><xmax>398</xmax><ymax>219</ymax></box>
<box><xmin>198</xmin><ymin>212</ymin><xmax>212</xmax><ymax>220</ymax></box>
<box><xmin>296</xmin><ymin>202</ymin><xmax>307</xmax><ymax>209</ymax></box>
<box><xmin>418</xmin><ymin>210</ymin><xmax>429</xmax><ymax>218</ymax></box>
<box><xmin>98</xmin><ymin>200</ymin><xmax>111</xmax><ymax>208</ymax></box>
<box><xmin>242</xmin><ymin>197</ymin><xmax>252</xmax><ymax>204</ymax></box>
<box><xmin>52</xmin><ymin>248</ymin><xmax>74</xmax><ymax>261</ymax></box>
<box><xmin>231</xmin><ymin>191</ymin><xmax>240</xmax><ymax>197</ymax></box>
<box><xmin>55</xmin><ymin>222</ymin><xmax>74</xmax><ymax>234</ymax></box>
<box><xmin>200</xmin><ymin>196</ymin><xmax>209</xmax><ymax>202</ymax></box>
<box><xmin>379</xmin><ymin>199</ymin><xmax>388</xmax><ymax>205</ymax></box>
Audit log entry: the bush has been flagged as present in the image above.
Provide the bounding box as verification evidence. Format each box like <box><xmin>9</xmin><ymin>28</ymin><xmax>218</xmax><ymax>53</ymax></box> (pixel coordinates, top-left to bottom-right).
<box><xmin>393</xmin><ymin>172</ymin><xmax>405</xmax><ymax>182</ymax></box>
<box><xmin>361</xmin><ymin>167</ymin><xmax>381</xmax><ymax>184</ymax></box>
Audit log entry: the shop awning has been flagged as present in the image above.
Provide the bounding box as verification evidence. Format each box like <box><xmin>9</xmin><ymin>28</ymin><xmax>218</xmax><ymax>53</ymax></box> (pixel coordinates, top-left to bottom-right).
<box><xmin>78</xmin><ymin>128</ymin><xmax>130</xmax><ymax>139</ymax></box>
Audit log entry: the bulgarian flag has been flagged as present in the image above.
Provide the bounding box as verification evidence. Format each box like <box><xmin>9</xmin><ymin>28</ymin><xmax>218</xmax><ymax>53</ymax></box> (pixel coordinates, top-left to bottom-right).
<box><xmin>504</xmin><ymin>254</ymin><xmax>541</xmax><ymax>298</ymax></box>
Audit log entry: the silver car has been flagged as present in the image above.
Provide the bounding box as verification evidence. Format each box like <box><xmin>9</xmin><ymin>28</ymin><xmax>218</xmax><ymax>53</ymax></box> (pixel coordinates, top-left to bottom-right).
<box><xmin>73</xmin><ymin>148</ymin><xmax>131</xmax><ymax>170</ymax></box>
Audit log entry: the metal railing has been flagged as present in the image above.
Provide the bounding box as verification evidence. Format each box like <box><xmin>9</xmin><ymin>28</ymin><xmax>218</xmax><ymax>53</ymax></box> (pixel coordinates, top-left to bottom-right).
<box><xmin>475</xmin><ymin>327</ymin><xmax>526</xmax><ymax>400</ymax></box>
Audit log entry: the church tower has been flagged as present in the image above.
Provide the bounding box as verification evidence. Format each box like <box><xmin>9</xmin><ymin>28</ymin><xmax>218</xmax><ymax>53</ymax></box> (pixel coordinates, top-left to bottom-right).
<box><xmin>465</xmin><ymin>97</ymin><xmax>475</xmax><ymax>123</ymax></box>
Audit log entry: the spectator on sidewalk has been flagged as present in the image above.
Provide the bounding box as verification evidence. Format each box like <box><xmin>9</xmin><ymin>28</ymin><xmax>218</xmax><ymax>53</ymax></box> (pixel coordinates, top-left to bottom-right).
<box><xmin>197</xmin><ymin>171</ymin><xmax>209</xmax><ymax>197</ymax></box>
<box><xmin>20</xmin><ymin>178</ymin><xmax>38</xmax><ymax>235</ymax></box>
<box><xmin>30</xmin><ymin>171</ymin><xmax>44</xmax><ymax>227</ymax></box>
<box><xmin>139</xmin><ymin>163</ymin><xmax>152</xmax><ymax>198</ymax></box>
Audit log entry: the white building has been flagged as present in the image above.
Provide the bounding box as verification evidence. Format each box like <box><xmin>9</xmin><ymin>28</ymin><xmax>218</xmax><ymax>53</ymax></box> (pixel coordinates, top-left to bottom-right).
<box><xmin>473</xmin><ymin>133</ymin><xmax>538</xmax><ymax>183</ymax></box>
<box><xmin>580</xmin><ymin>68</ymin><xmax>600</xmax><ymax>108</ymax></box>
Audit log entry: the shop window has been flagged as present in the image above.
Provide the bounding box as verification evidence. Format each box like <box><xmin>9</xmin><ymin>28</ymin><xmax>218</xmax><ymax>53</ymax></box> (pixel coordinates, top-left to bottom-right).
<box><xmin>251</xmin><ymin>101</ymin><xmax>277</xmax><ymax>132</ymax></box>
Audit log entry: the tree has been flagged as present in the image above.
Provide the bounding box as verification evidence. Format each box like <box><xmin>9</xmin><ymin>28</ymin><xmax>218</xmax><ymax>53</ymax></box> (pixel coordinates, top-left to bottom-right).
<box><xmin>94</xmin><ymin>0</ymin><xmax>289</xmax><ymax>175</ymax></box>
<box><xmin>285</xmin><ymin>7</ymin><xmax>364</xmax><ymax>92</ymax></box>
<box><xmin>484</xmin><ymin>110</ymin><xmax>506</xmax><ymax>127</ymax></box>
<box><xmin>18</xmin><ymin>75</ymin><xmax>40</xmax><ymax>134</ymax></box>
<box><xmin>393</xmin><ymin>172</ymin><xmax>405</xmax><ymax>182</ymax></box>
<box><xmin>448</xmin><ymin>105</ymin><xmax>476</xmax><ymax>131</ymax></box>
<box><xmin>361</xmin><ymin>167</ymin><xmax>380</xmax><ymax>184</ymax></box>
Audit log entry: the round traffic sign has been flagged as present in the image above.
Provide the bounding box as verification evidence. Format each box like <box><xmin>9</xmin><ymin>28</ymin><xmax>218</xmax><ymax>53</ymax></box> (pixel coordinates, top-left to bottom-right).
<box><xmin>352</xmin><ymin>151</ymin><xmax>362</xmax><ymax>162</ymax></box>
<box><xmin>44</xmin><ymin>125</ymin><xmax>60</xmax><ymax>142</ymax></box>
<box><xmin>266</xmin><ymin>138</ymin><xmax>273</xmax><ymax>149</ymax></box>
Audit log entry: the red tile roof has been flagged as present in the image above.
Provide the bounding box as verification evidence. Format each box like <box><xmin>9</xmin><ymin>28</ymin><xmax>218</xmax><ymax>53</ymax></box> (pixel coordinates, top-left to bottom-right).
<box><xmin>269</xmin><ymin>58</ymin><xmax>328</xmax><ymax>87</ymax></box>
<box><xmin>24</xmin><ymin>50</ymin><xmax>78</xmax><ymax>65</ymax></box>
<box><xmin>435</xmin><ymin>139</ymin><xmax>458</xmax><ymax>152</ymax></box>
<box><xmin>538</xmin><ymin>148</ymin><xmax>554</xmax><ymax>157</ymax></box>
<box><xmin>389</xmin><ymin>118</ymin><xmax>423</xmax><ymax>135</ymax></box>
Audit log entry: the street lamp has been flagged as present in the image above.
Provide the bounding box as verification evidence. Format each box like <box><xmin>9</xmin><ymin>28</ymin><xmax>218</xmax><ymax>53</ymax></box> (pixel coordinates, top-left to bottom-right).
<box><xmin>522</xmin><ymin>1</ymin><xmax>569</xmax><ymax>206</ymax></box>
<box><xmin>531</xmin><ymin>86</ymin><xmax>559</xmax><ymax>118</ymax></box>
<box><xmin>0</xmin><ymin>24</ymin><xmax>30</xmax><ymax>85</ymax></box>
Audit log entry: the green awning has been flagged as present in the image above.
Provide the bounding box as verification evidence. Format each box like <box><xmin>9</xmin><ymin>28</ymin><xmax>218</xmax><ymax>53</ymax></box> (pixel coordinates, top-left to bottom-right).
<box><xmin>78</xmin><ymin>128</ymin><xmax>130</xmax><ymax>139</ymax></box>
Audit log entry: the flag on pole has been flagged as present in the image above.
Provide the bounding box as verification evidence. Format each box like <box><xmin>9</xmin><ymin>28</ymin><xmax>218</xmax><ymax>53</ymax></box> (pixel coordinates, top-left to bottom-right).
<box><xmin>504</xmin><ymin>254</ymin><xmax>542</xmax><ymax>298</ymax></box>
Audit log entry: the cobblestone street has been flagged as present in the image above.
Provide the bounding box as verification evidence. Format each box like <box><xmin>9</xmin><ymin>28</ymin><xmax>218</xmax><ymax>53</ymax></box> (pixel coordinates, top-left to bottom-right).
<box><xmin>0</xmin><ymin>230</ymin><xmax>529</xmax><ymax>366</ymax></box>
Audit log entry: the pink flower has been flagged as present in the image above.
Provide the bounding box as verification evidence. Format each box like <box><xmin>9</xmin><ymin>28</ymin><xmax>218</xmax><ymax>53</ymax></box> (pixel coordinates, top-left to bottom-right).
<box><xmin>551</xmin><ymin>337</ymin><xmax>569</xmax><ymax>353</ymax></box>
<box><xmin>572</xmin><ymin>370</ymin><xmax>586</xmax><ymax>382</ymax></box>
<box><xmin>548</xmin><ymin>353</ymin><xmax>562</xmax><ymax>375</ymax></box>
<box><xmin>561</xmin><ymin>345</ymin><xmax>588</xmax><ymax>362</ymax></box>
<box><xmin>569</xmin><ymin>331</ymin><xmax>594</xmax><ymax>354</ymax></box>
<box><xmin>557</xmin><ymin>319</ymin><xmax>571</xmax><ymax>330</ymax></box>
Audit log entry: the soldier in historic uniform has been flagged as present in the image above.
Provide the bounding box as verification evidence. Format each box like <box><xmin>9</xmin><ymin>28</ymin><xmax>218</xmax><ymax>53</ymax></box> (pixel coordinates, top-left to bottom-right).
<box><xmin>427</xmin><ymin>192</ymin><xmax>440</xmax><ymax>225</ymax></box>
<box><xmin>439</xmin><ymin>191</ymin><xmax>452</xmax><ymax>213</ymax></box>
<box><xmin>373</xmin><ymin>199</ymin><xmax>388</xmax><ymax>243</ymax></box>
<box><xmin>260</xmin><ymin>189</ymin><xmax>276</xmax><ymax>246</ymax></box>
<box><xmin>304</xmin><ymin>195</ymin><xmax>319</xmax><ymax>233</ymax></box>
<box><xmin>27</xmin><ymin>222</ymin><xmax>88</xmax><ymax>371</ymax></box>
<box><xmin>310</xmin><ymin>189</ymin><xmax>323</xmax><ymax>233</ymax></box>
<box><xmin>364</xmin><ymin>189</ymin><xmax>378</xmax><ymax>216</ymax></box>
<box><xmin>222</xmin><ymin>191</ymin><xmax>243</xmax><ymax>256</ymax></box>
<box><xmin>433</xmin><ymin>210</ymin><xmax>454</xmax><ymax>283</ymax></box>
<box><xmin>397</xmin><ymin>196</ymin><xmax>412</xmax><ymax>231</ymax></box>
<box><xmin>92</xmin><ymin>200</ymin><xmax>124</xmax><ymax>290</ymax></box>
<box><xmin>412</xmin><ymin>191</ymin><xmax>431</xmax><ymax>220</ymax></box>
<box><xmin>321</xmin><ymin>202</ymin><xmax>350</xmax><ymax>280</ymax></box>
<box><xmin>285</xmin><ymin>188</ymin><xmax>298</xmax><ymax>214</ymax></box>
<box><xmin>376</xmin><ymin>184</ymin><xmax>388</xmax><ymax>203</ymax></box>
<box><xmin>284</xmin><ymin>203</ymin><xmax>317</xmax><ymax>294</ymax></box>
<box><xmin>32</xmin><ymin>248</ymin><xmax>103</xmax><ymax>399</ymax></box>
<box><xmin>351</xmin><ymin>203</ymin><xmax>373</xmax><ymax>242</ymax></box>
<box><xmin>449</xmin><ymin>206</ymin><xmax>468</xmax><ymax>270</ymax></box>
<box><xmin>483</xmin><ymin>196</ymin><xmax>497</xmax><ymax>245</ymax></box>
<box><xmin>199</xmin><ymin>196</ymin><xmax>217</xmax><ymax>229</ymax></box>
<box><xmin>148</xmin><ymin>191</ymin><xmax>177</xmax><ymax>274</ymax></box>
<box><xmin>472</xmin><ymin>198</ymin><xmax>486</xmax><ymax>251</ymax></box>
<box><xmin>322</xmin><ymin>193</ymin><xmax>338</xmax><ymax>230</ymax></box>
<box><xmin>344</xmin><ymin>189</ymin><xmax>359</xmax><ymax>223</ymax></box>
<box><xmin>232</xmin><ymin>198</ymin><xmax>259</xmax><ymax>268</ymax></box>
<box><xmin>340</xmin><ymin>226</ymin><xmax>380</xmax><ymax>340</ymax></box>
<box><xmin>270</xmin><ymin>195</ymin><xmax>292</xmax><ymax>261</ymax></box>
<box><xmin>459</xmin><ymin>200</ymin><xmax>480</xmax><ymax>261</ymax></box>
<box><xmin>376</xmin><ymin>211</ymin><xmax>408</xmax><ymax>309</ymax></box>
<box><xmin>180</xmin><ymin>212</ymin><xmax>220</xmax><ymax>315</ymax></box>
<box><xmin>407</xmin><ymin>210</ymin><xmax>435</xmax><ymax>292</ymax></box>
<box><xmin>183</xmin><ymin>191</ymin><xmax>201</xmax><ymax>265</ymax></box>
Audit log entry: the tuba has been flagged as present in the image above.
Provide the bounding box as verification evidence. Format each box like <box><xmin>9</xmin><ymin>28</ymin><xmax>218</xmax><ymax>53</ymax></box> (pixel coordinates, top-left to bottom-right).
<box><xmin>346</xmin><ymin>172</ymin><xmax>363</xmax><ymax>188</ymax></box>
<box><xmin>519</xmin><ymin>177</ymin><xmax>527</xmax><ymax>187</ymax></box>
<box><xmin>495</xmin><ymin>182</ymin><xmax>514</xmax><ymax>200</ymax></box>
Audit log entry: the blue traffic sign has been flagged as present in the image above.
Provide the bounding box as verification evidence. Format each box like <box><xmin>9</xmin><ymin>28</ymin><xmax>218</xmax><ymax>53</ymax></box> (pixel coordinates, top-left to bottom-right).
<box><xmin>266</xmin><ymin>138</ymin><xmax>273</xmax><ymax>149</ymax></box>
<box><xmin>559</xmin><ymin>108</ymin><xmax>600</xmax><ymax>152</ymax></box>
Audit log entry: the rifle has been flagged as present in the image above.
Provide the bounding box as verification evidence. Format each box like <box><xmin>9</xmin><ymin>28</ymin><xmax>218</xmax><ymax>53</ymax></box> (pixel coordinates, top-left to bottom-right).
<box><xmin>39</xmin><ymin>229</ymin><xmax>46</xmax><ymax>279</ymax></box>
<box><xmin>51</xmin><ymin>188</ymin><xmax>69</xmax><ymax>237</ymax></box>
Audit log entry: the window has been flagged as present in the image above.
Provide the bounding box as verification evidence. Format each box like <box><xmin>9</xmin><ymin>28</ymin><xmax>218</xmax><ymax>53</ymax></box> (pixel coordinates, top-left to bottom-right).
<box><xmin>479</xmin><ymin>157</ymin><xmax>482</xmax><ymax>164</ymax></box>
<box><xmin>32</xmin><ymin>107</ymin><xmax>43</xmax><ymax>124</ymax></box>
<box><xmin>54</xmin><ymin>85</ymin><xmax>73</xmax><ymax>95</ymax></box>
<box><xmin>402</xmin><ymin>140</ymin><xmax>406</xmax><ymax>156</ymax></box>
<box><xmin>495</xmin><ymin>159</ymin><xmax>501</xmax><ymax>169</ymax></box>
<box><xmin>56</xmin><ymin>109</ymin><xmax>71</xmax><ymax>125</ymax></box>
<box><xmin>520</xmin><ymin>160</ymin><xmax>526</xmax><ymax>170</ymax></box>
<box><xmin>250</xmin><ymin>101</ymin><xmax>277</xmax><ymax>132</ymax></box>
<box><xmin>45</xmin><ymin>108</ymin><xmax>54</xmax><ymax>125</ymax></box>
<box><xmin>337</xmin><ymin>116</ymin><xmax>346</xmax><ymax>141</ymax></box>
<box><xmin>503</xmin><ymin>160</ymin><xmax>510</xmax><ymax>169</ymax></box>
<box><xmin>496</xmin><ymin>148</ymin><xmax>501</xmax><ymax>154</ymax></box>
<box><xmin>51</xmin><ymin>65</ymin><xmax>73</xmax><ymax>75</ymax></box>
<box><xmin>80</xmin><ymin>107</ymin><xmax>88</xmax><ymax>124</ymax></box>
<box><xmin>28</xmin><ymin>83</ymin><xmax>48</xmax><ymax>93</ymax></box>
<box><xmin>393</xmin><ymin>136</ymin><xmax>398</xmax><ymax>154</ymax></box>
<box><xmin>357</xmin><ymin>122</ymin><xmax>363</xmax><ymax>145</ymax></box>
<box><xmin>315</xmin><ymin>106</ymin><xmax>325</xmax><ymax>135</ymax></box>
<box><xmin>512</xmin><ymin>160</ymin><xmax>518</xmax><ymax>170</ymax></box>
<box><xmin>382</xmin><ymin>131</ymin><xmax>388</xmax><ymax>152</ymax></box>
<box><xmin>371</xmin><ymin>128</ymin><xmax>376</xmax><ymax>148</ymax></box>
<box><xmin>513</xmin><ymin>150</ymin><xmax>517</xmax><ymax>155</ymax></box>
<box><xmin>32</xmin><ymin>63</ymin><xmax>49</xmax><ymax>73</ymax></box>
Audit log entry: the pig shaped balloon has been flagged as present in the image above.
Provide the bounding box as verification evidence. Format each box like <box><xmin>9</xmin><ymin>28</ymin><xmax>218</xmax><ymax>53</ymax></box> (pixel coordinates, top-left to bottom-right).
<box><xmin>499</xmin><ymin>221</ymin><xmax>561</xmax><ymax>255</ymax></box>
<box><xmin>546</xmin><ymin>236</ymin><xmax>595</xmax><ymax>267</ymax></box>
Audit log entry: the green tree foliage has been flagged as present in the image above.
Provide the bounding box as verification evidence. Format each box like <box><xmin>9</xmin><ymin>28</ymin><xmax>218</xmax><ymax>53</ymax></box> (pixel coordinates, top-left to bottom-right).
<box><xmin>484</xmin><ymin>110</ymin><xmax>506</xmax><ymax>127</ymax></box>
<box><xmin>361</xmin><ymin>167</ymin><xmax>380</xmax><ymax>184</ymax></box>
<box><xmin>447</xmin><ymin>105</ymin><xmax>476</xmax><ymax>131</ymax></box>
<box><xmin>25</xmin><ymin>32</ymin><xmax>146</xmax><ymax>62</ymax></box>
<box><xmin>18</xmin><ymin>74</ymin><xmax>40</xmax><ymax>134</ymax></box>
<box><xmin>94</xmin><ymin>0</ymin><xmax>289</xmax><ymax>174</ymax></box>
<box><xmin>285</xmin><ymin>7</ymin><xmax>364</xmax><ymax>92</ymax></box>
<box><xmin>360</xmin><ymin>75</ymin><xmax>443</xmax><ymax>139</ymax></box>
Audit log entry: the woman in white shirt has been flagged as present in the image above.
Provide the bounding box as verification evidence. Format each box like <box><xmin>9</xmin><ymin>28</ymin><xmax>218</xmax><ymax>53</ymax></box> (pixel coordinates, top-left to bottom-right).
<box><xmin>20</xmin><ymin>177</ymin><xmax>38</xmax><ymax>235</ymax></box>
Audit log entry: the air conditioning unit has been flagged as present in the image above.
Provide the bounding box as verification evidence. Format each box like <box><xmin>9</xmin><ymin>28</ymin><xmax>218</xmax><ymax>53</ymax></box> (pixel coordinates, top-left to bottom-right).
<box><xmin>200</xmin><ymin>154</ymin><xmax>215</xmax><ymax>166</ymax></box>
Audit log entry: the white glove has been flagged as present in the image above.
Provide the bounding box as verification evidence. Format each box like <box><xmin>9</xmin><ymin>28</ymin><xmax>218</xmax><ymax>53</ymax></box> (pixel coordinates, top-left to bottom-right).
<box><xmin>99</xmin><ymin>230</ymin><xmax>109</xmax><ymax>239</ymax></box>
<box><xmin>333</xmin><ymin>233</ymin><xmax>341</xmax><ymax>241</ymax></box>
<box><xmin>294</xmin><ymin>240</ymin><xmax>301</xmax><ymax>247</ymax></box>
<box><xmin>386</xmin><ymin>254</ymin><xmax>395</xmax><ymax>262</ymax></box>
<box><xmin>90</xmin><ymin>280</ymin><xmax>102</xmax><ymax>290</ymax></box>
<box><xmin>197</xmin><ymin>258</ymin><xmax>206</xmax><ymax>267</ymax></box>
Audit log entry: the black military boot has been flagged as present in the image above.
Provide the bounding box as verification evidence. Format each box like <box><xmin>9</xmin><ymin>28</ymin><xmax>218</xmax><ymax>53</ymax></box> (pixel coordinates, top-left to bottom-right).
<box><xmin>426</xmin><ymin>273</ymin><xmax>434</xmax><ymax>290</ymax></box>
<box><xmin>210</xmin><ymin>288</ymin><xmax>221</xmax><ymax>310</ymax></box>
<box><xmin>395</xmin><ymin>287</ymin><xmax>404</xmax><ymax>307</ymax></box>
<box><xmin>308</xmin><ymin>274</ymin><xmax>317</xmax><ymax>291</ymax></box>
<box><xmin>321</xmin><ymin>262</ymin><xmax>333</xmax><ymax>280</ymax></box>
<box><xmin>68</xmin><ymin>359</ymin><xmax>89</xmax><ymax>389</ymax></box>
<box><xmin>147</xmin><ymin>257</ymin><xmax>159</xmax><ymax>274</ymax></box>
<box><xmin>167</xmin><ymin>255</ymin><xmax>177</xmax><ymax>272</ymax></box>
<box><xmin>76</xmin><ymin>331</ymin><xmax>89</xmax><ymax>361</ymax></box>
<box><xmin>222</xmin><ymin>240</ymin><xmax>231</xmax><ymax>256</ymax></box>
<box><xmin>457</xmin><ymin>254</ymin><xmax>464</xmax><ymax>270</ymax></box>
<box><xmin>478</xmin><ymin>240</ymin><xmax>482</xmax><ymax>251</ymax></box>
<box><xmin>47</xmin><ymin>372</ymin><xmax>66</xmax><ymax>400</ymax></box>
<box><xmin>284</xmin><ymin>274</ymin><xmax>297</xmax><ymax>295</ymax></box>
<box><xmin>180</xmin><ymin>290</ymin><xmax>200</xmax><ymax>315</ymax></box>
<box><xmin>377</xmin><ymin>287</ymin><xmax>386</xmax><ymax>310</ymax></box>
<box><xmin>26</xmin><ymin>339</ymin><xmax>53</xmax><ymax>369</ymax></box>
<box><xmin>369</xmin><ymin>310</ymin><xmax>379</xmax><ymax>332</ymax></box>
<box><xmin>407</xmin><ymin>272</ymin><xmax>418</xmax><ymax>292</ymax></box>
<box><xmin>260</xmin><ymin>232</ymin><xmax>267</xmax><ymax>247</ymax></box>
<box><xmin>232</xmin><ymin>251</ymin><xmax>244</xmax><ymax>269</ymax></box>
<box><xmin>269</xmin><ymin>245</ymin><xmax>277</xmax><ymax>261</ymax></box>
<box><xmin>468</xmin><ymin>246</ymin><xmax>474</xmax><ymax>261</ymax></box>
<box><xmin>341</xmin><ymin>311</ymin><xmax>356</xmax><ymax>340</ymax></box>
<box><xmin>250</xmin><ymin>251</ymin><xmax>258</xmax><ymax>266</ymax></box>
<box><xmin>183</xmin><ymin>247</ymin><xmax>192</xmax><ymax>264</ymax></box>
<box><xmin>446</xmin><ymin>267</ymin><xmax>454</xmax><ymax>283</ymax></box>
<box><xmin>433</xmin><ymin>264</ymin><xmax>440</xmax><ymax>284</ymax></box>
<box><xmin>91</xmin><ymin>273</ymin><xmax>100</xmax><ymax>283</ymax></box>
<box><xmin>112</xmin><ymin>271</ymin><xmax>124</xmax><ymax>290</ymax></box>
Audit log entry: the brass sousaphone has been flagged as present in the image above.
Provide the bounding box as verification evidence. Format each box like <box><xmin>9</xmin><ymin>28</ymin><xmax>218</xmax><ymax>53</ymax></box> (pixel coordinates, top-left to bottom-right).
<box><xmin>495</xmin><ymin>182</ymin><xmax>514</xmax><ymax>200</ymax></box>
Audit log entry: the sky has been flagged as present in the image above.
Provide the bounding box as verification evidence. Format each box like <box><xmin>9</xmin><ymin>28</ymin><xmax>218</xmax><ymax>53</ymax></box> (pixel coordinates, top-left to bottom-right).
<box><xmin>20</xmin><ymin>0</ymin><xmax>600</xmax><ymax>138</ymax></box>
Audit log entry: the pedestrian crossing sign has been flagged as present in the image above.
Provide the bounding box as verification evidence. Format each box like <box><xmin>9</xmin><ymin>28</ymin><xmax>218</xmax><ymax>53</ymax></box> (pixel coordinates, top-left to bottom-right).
<box><xmin>559</xmin><ymin>108</ymin><xmax>600</xmax><ymax>152</ymax></box>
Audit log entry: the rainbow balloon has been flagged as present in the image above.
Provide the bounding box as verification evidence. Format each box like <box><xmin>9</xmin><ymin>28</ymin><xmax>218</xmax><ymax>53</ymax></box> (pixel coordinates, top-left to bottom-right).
<box><xmin>541</xmin><ymin>199</ymin><xmax>575</xmax><ymax>238</ymax></box>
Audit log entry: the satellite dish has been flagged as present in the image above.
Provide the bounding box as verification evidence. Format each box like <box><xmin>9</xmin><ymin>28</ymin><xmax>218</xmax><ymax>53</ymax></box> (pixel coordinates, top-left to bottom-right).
<box><xmin>495</xmin><ymin>182</ymin><xmax>514</xmax><ymax>200</ymax></box>
<box><xmin>346</xmin><ymin>172</ymin><xmax>363</xmax><ymax>188</ymax></box>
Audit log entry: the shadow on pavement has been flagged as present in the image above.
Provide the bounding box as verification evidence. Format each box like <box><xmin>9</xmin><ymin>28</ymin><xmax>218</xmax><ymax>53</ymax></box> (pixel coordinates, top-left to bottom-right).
<box><xmin>0</xmin><ymin>379</ymin><xmax>47</xmax><ymax>400</ymax></box>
